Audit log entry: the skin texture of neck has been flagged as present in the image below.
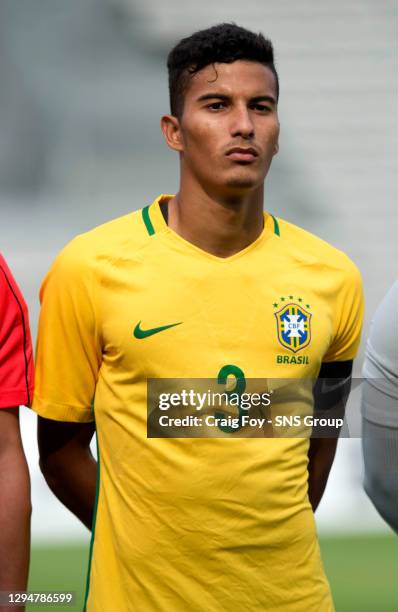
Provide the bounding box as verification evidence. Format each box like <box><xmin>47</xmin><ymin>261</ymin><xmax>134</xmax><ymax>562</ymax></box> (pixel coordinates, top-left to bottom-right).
<box><xmin>167</xmin><ymin>175</ymin><xmax>265</xmax><ymax>259</ymax></box>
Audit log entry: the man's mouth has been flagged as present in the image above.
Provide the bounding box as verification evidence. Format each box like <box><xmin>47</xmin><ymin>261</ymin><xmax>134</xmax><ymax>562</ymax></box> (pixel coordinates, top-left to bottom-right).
<box><xmin>226</xmin><ymin>147</ymin><xmax>259</xmax><ymax>162</ymax></box>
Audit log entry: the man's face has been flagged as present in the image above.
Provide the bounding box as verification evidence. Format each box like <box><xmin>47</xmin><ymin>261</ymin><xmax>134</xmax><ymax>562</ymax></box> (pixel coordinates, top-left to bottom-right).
<box><xmin>177</xmin><ymin>60</ymin><xmax>279</xmax><ymax>194</ymax></box>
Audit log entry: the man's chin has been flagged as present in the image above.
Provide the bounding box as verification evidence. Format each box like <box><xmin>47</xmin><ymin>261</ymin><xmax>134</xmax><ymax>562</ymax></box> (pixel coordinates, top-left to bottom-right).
<box><xmin>224</xmin><ymin>174</ymin><xmax>259</xmax><ymax>190</ymax></box>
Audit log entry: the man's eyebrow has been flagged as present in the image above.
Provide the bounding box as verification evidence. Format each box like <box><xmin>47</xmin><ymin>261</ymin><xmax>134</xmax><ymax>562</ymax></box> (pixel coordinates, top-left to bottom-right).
<box><xmin>196</xmin><ymin>93</ymin><xmax>230</xmax><ymax>102</ymax></box>
<box><xmin>250</xmin><ymin>95</ymin><xmax>277</xmax><ymax>105</ymax></box>
<box><xmin>196</xmin><ymin>93</ymin><xmax>277</xmax><ymax>105</ymax></box>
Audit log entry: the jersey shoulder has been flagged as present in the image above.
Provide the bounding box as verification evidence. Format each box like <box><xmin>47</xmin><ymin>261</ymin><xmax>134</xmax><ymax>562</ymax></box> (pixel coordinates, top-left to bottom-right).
<box><xmin>40</xmin><ymin>208</ymin><xmax>157</xmax><ymax>299</ymax></box>
<box><xmin>276</xmin><ymin>217</ymin><xmax>361</xmax><ymax>280</ymax></box>
<box><xmin>0</xmin><ymin>253</ymin><xmax>28</xmax><ymax>315</ymax></box>
<box><xmin>0</xmin><ymin>252</ymin><xmax>18</xmax><ymax>292</ymax></box>
<box><xmin>67</xmin><ymin>208</ymin><xmax>153</xmax><ymax>258</ymax></box>
<box><xmin>365</xmin><ymin>280</ymin><xmax>398</xmax><ymax>366</ymax></box>
<box><xmin>51</xmin><ymin>208</ymin><xmax>154</xmax><ymax>272</ymax></box>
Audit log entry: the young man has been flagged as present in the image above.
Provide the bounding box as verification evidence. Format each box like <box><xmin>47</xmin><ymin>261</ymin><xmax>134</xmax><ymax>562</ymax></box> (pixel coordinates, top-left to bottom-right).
<box><xmin>34</xmin><ymin>24</ymin><xmax>363</xmax><ymax>611</ymax></box>
<box><xmin>0</xmin><ymin>254</ymin><xmax>33</xmax><ymax>607</ymax></box>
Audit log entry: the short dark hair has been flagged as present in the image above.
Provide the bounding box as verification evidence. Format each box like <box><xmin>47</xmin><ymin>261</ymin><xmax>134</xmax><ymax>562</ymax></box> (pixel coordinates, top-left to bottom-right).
<box><xmin>167</xmin><ymin>23</ymin><xmax>279</xmax><ymax>118</ymax></box>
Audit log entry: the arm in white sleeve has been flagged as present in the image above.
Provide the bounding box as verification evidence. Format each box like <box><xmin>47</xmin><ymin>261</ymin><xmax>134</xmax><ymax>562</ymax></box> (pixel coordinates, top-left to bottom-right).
<box><xmin>362</xmin><ymin>417</ymin><xmax>398</xmax><ymax>534</ymax></box>
<box><xmin>361</xmin><ymin>280</ymin><xmax>398</xmax><ymax>533</ymax></box>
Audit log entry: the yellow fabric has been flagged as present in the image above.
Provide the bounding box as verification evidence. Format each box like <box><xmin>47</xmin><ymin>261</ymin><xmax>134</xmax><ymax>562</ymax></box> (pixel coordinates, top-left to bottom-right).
<box><xmin>33</xmin><ymin>195</ymin><xmax>364</xmax><ymax>611</ymax></box>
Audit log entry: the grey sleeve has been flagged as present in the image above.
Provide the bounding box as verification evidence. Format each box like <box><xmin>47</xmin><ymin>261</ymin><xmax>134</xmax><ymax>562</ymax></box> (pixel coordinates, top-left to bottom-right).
<box><xmin>362</xmin><ymin>418</ymin><xmax>398</xmax><ymax>534</ymax></box>
<box><xmin>362</xmin><ymin>280</ymin><xmax>398</xmax><ymax>428</ymax></box>
<box><xmin>361</xmin><ymin>281</ymin><xmax>398</xmax><ymax>532</ymax></box>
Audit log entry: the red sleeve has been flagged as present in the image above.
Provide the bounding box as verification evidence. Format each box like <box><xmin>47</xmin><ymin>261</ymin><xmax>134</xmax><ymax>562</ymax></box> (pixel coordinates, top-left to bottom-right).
<box><xmin>0</xmin><ymin>254</ymin><xmax>34</xmax><ymax>408</ymax></box>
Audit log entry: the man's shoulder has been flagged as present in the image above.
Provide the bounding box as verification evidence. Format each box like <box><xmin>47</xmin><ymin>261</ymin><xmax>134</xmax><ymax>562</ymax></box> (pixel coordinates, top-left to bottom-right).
<box><xmin>72</xmin><ymin>208</ymin><xmax>150</xmax><ymax>253</ymax></box>
<box><xmin>43</xmin><ymin>209</ymin><xmax>155</xmax><ymax>291</ymax></box>
<box><xmin>0</xmin><ymin>252</ymin><xmax>17</xmax><ymax>287</ymax></box>
<box><xmin>55</xmin><ymin>208</ymin><xmax>152</xmax><ymax>268</ymax></box>
<box><xmin>276</xmin><ymin>217</ymin><xmax>360</xmax><ymax>278</ymax></box>
<box><xmin>0</xmin><ymin>252</ymin><xmax>28</xmax><ymax>313</ymax></box>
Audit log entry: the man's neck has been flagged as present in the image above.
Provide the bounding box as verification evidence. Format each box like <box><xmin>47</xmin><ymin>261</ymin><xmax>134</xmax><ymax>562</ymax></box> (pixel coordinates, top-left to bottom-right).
<box><xmin>166</xmin><ymin>184</ymin><xmax>265</xmax><ymax>258</ymax></box>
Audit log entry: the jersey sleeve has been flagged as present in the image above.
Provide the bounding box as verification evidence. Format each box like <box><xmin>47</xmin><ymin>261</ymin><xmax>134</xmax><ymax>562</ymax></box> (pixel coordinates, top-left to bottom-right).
<box><xmin>0</xmin><ymin>254</ymin><xmax>34</xmax><ymax>408</ymax></box>
<box><xmin>33</xmin><ymin>239</ymin><xmax>102</xmax><ymax>422</ymax></box>
<box><xmin>322</xmin><ymin>259</ymin><xmax>364</xmax><ymax>362</ymax></box>
<box><xmin>362</xmin><ymin>419</ymin><xmax>398</xmax><ymax>533</ymax></box>
<box><xmin>361</xmin><ymin>280</ymin><xmax>398</xmax><ymax>427</ymax></box>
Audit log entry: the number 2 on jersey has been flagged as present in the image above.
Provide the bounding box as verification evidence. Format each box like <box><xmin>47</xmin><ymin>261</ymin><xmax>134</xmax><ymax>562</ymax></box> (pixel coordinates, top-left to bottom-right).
<box><xmin>215</xmin><ymin>364</ymin><xmax>246</xmax><ymax>433</ymax></box>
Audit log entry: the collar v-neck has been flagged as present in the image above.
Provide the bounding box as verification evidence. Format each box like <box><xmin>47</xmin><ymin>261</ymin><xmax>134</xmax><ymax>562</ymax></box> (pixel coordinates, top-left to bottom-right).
<box><xmin>141</xmin><ymin>194</ymin><xmax>280</xmax><ymax>263</ymax></box>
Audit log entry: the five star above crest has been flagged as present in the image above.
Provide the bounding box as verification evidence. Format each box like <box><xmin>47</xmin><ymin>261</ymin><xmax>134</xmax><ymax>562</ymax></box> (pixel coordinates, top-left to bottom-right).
<box><xmin>272</xmin><ymin>297</ymin><xmax>311</xmax><ymax>309</ymax></box>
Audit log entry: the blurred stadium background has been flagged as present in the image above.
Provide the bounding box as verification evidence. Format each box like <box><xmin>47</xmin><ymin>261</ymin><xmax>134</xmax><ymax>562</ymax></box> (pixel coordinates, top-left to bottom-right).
<box><xmin>1</xmin><ymin>0</ymin><xmax>398</xmax><ymax>608</ymax></box>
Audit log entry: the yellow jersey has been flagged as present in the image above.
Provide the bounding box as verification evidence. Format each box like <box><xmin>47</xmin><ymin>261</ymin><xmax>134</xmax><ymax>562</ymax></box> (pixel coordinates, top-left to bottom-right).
<box><xmin>33</xmin><ymin>195</ymin><xmax>364</xmax><ymax>611</ymax></box>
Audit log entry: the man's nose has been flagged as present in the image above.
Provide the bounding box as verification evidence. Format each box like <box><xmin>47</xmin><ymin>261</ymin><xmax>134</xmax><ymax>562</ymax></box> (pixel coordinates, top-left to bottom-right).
<box><xmin>230</xmin><ymin>106</ymin><xmax>255</xmax><ymax>139</ymax></box>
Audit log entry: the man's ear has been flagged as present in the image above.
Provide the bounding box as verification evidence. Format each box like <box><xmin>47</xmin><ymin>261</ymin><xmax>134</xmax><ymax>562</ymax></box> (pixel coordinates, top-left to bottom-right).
<box><xmin>273</xmin><ymin>120</ymin><xmax>280</xmax><ymax>156</ymax></box>
<box><xmin>160</xmin><ymin>115</ymin><xmax>184</xmax><ymax>152</ymax></box>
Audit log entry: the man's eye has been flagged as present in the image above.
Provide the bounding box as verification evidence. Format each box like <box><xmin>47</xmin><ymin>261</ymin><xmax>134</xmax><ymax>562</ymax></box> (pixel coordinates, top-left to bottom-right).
<box><xmin>207</xmin><ymin>102</ymin><xmax>226</xmax><ymax>110</ymax></box>
<box><xmin>253</xmin><ymin>104</ymin><xmax>271</xmax><ymax>112</ymax></box>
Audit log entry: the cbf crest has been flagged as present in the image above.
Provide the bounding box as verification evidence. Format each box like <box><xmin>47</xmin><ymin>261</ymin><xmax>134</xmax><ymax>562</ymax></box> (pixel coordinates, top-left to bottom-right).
<box><xmin>274</xmin><ymin>298</ymin><xmax>312</xmax><ymax>353</ymax></box>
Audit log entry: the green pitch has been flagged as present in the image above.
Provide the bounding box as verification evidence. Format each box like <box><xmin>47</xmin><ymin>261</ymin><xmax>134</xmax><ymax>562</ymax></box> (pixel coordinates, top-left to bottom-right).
<box><xmin>320</xmin><ymin>533</ymin><xmax>398</xmax><ymax>612</ymax></box>
<box><xmin>28</xmin><ymin>533</ymin><xmax>398</xmax><ymax>610</ymax></box>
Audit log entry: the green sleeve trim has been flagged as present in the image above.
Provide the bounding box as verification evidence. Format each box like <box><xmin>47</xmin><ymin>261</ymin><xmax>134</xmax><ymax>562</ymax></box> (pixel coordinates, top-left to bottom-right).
<box><xmin>142</xmin><ymin>205</ymin><xmax>155</xmax><ymax>236</ymax></box>
<box><xmin>271</xmin><ymin>215</ymin><xmax>280</xmax><ymax>237</ymax></box>
<box><xmin>83</xmin><ymin>432</ymin><xmax>101</xmax><ymax>611</ymax></box>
